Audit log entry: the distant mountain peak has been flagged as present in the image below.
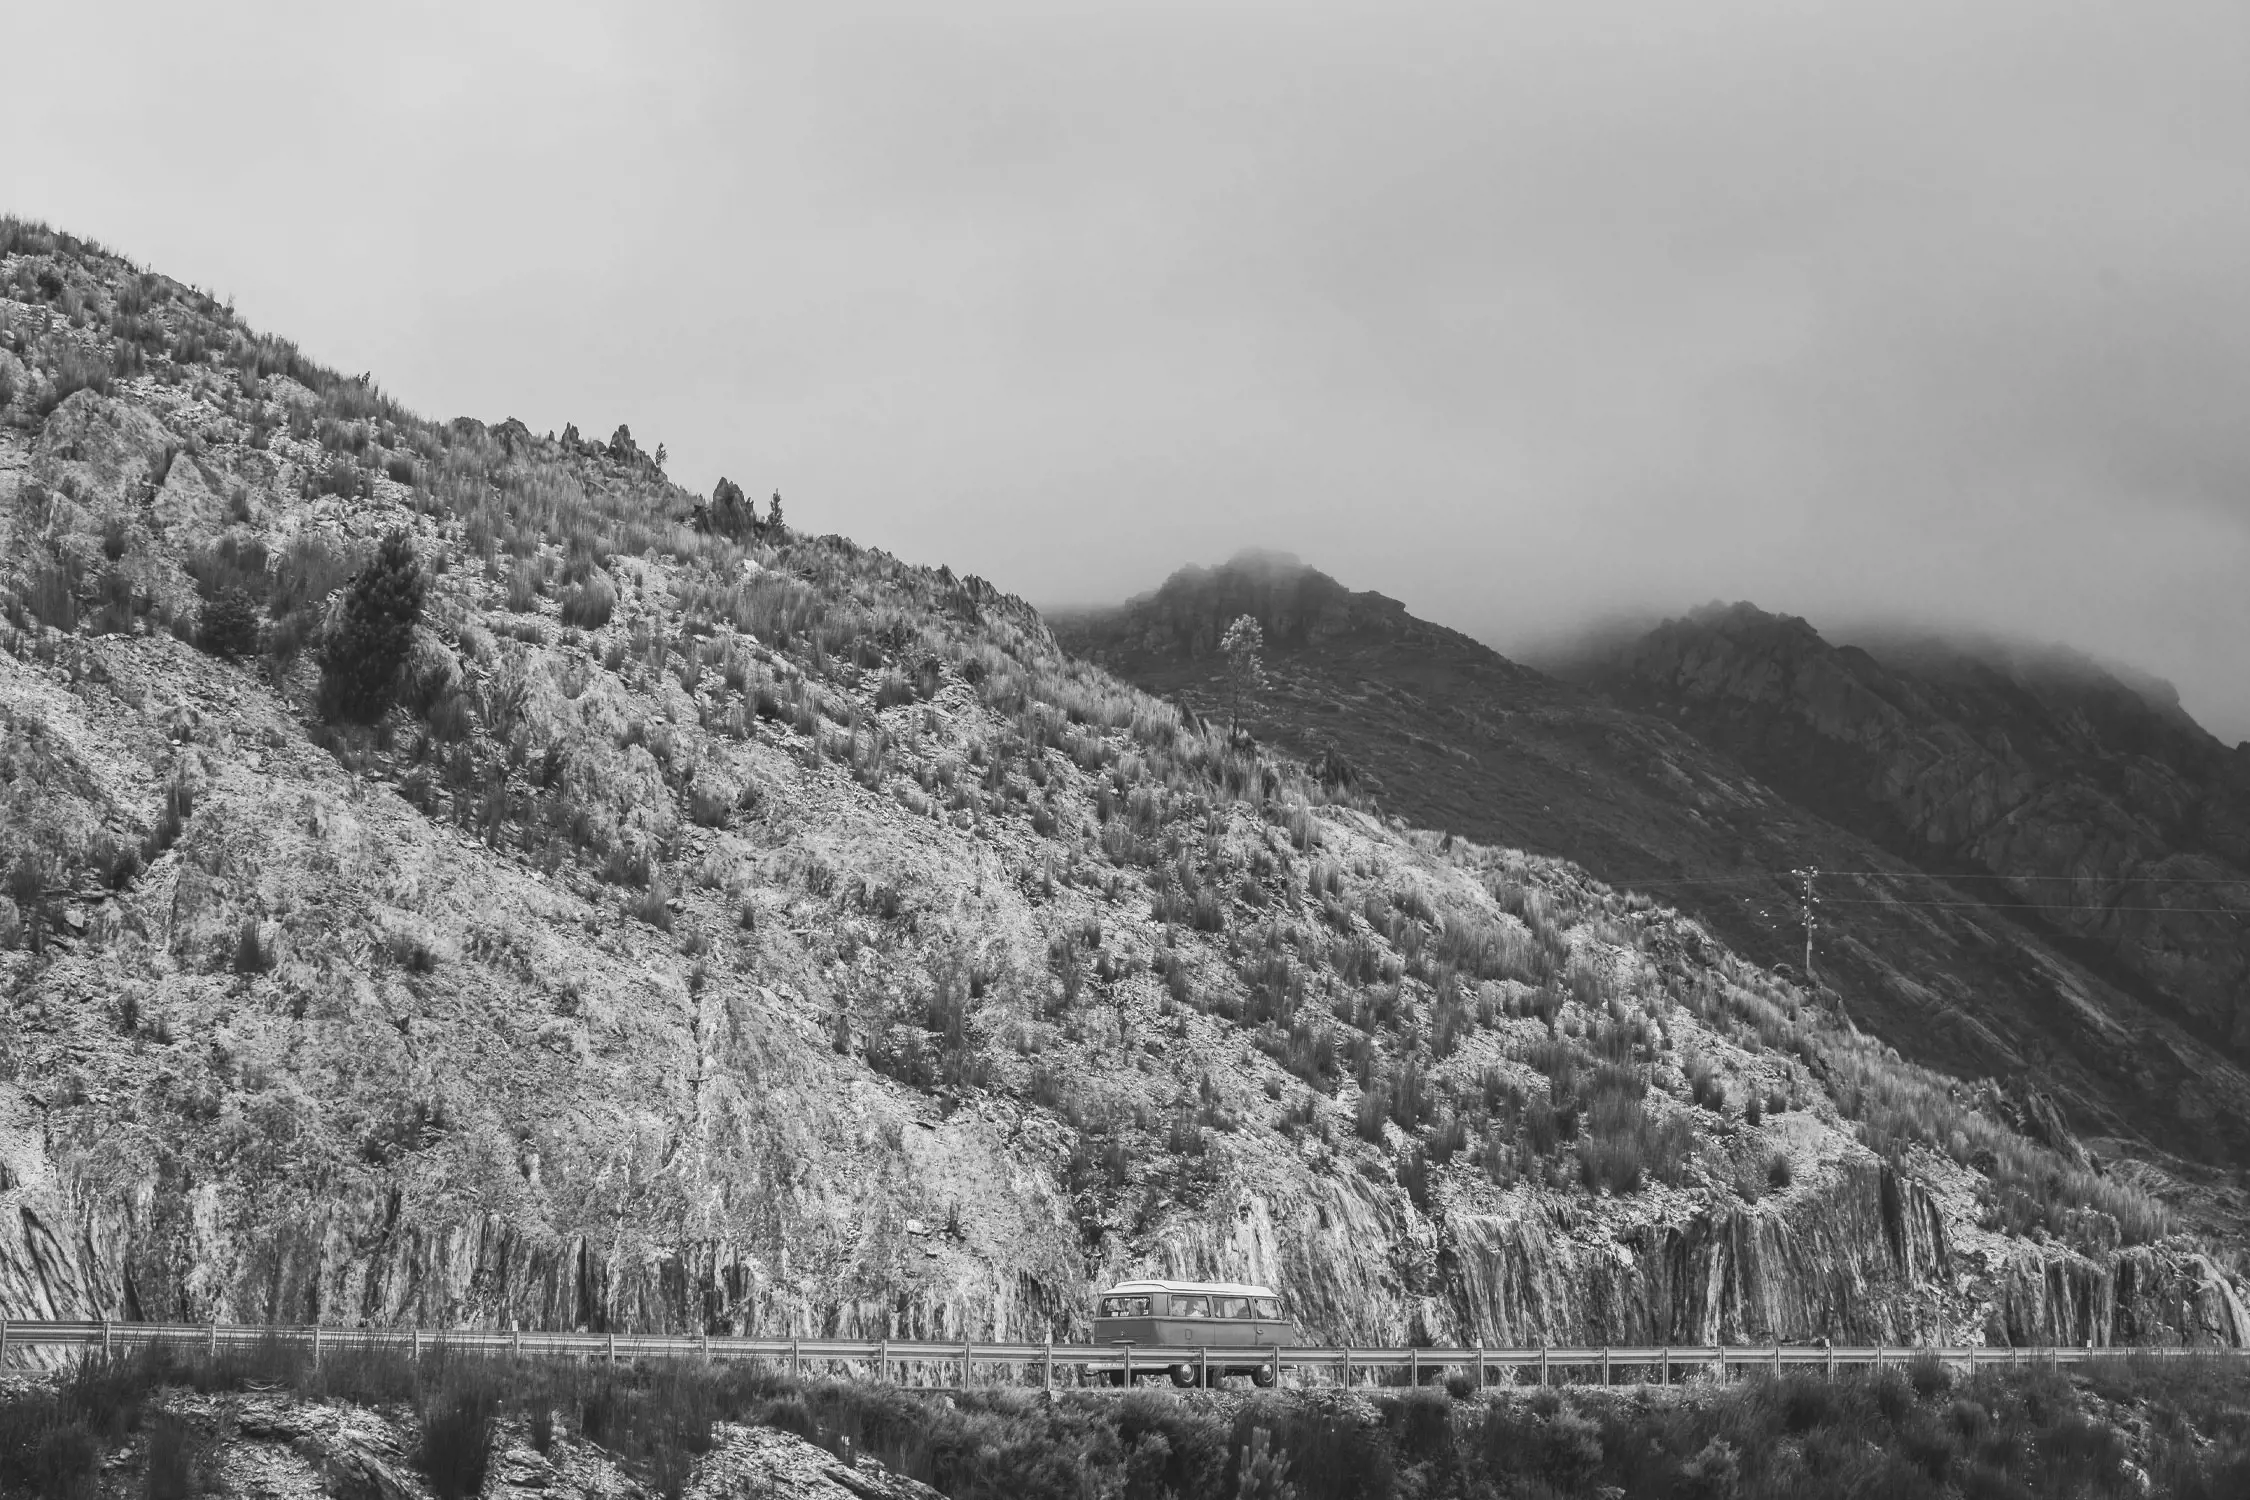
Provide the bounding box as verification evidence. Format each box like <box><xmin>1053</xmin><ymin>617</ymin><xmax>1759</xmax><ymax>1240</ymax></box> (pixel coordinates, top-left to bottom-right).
<box><xmin>1218</xmin><ymin>545</ymin><xmax>1310</xmax><ymax>578</ymax></box>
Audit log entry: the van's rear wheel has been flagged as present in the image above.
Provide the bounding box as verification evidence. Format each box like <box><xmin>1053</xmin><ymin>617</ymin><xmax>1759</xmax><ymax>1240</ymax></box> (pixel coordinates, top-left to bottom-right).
<box><xmin>1251</xmin><ymin>1365</ymin><xmax>1277</xmax><ymax>1389</ymax></box>
<box><xmin>1170</xmin><ymin>1365</ymin><xmax>1198</xmax><ymax>1388</ymax></box>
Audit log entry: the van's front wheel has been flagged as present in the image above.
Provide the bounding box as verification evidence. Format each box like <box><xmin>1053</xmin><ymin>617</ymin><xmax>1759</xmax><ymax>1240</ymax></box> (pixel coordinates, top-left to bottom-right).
<box><xmin>1251</xmin><ymin>1365</ymin><xmax>1277</xmax><ymax>1389</ymax></box>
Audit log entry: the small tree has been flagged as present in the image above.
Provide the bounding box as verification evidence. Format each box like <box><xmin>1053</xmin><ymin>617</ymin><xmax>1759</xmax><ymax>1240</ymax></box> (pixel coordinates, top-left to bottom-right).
<box><xmin>1235</xmin><ymin>1427</ymin><xmax>1297</xmax><ymax>1499</ymax></box>
<box><xmin>319</xmin><ymin>530</ymin><xmax>426</xmax><ymax>723</ymax></box>
<box><xmin>196</xmin><ymin>586</ymin><xmax>260</xmax><ymax>658</ymax></box>
<box><xmin>767</xmin><ymin>490</ymin><xmax>786</xmax><ymax>535</ymax></box>
<box><xmin>6</xmin><ymin>854</ymin><xmax>48</xmax><ymax>954</ymax></box>
<box><xmin>1220</xmin><ymin>614</ymin><xmax>1266</xmax><ymax>736</ymax></box>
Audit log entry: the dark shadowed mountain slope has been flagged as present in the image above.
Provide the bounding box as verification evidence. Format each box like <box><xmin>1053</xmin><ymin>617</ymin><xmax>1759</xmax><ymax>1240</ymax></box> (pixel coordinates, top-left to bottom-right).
<box><xmin>1054</xmin><ymin>556</ymin><xmax>2250</xmax><ymax>1199</ymax></box>
<box><xmin>1577</xmin><ymin>603</ymin><xmax>2250</xmax><ymax>1062</ymax></box>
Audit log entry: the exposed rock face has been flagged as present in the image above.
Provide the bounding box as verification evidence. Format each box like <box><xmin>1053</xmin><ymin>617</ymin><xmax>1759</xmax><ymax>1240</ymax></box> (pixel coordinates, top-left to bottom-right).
<box><xmin>688</xmin><ymin>1424</ymin><xmax>944</xmax><ymax>1500</ymax></box>
<box><xmin>30</xmin><ymin>387</ymin><xmax>172</xmax><ymax>492</ymax></box>
<box><xmin>1592</xmin><ymin>605</ymin><xmax>2250</xmax><ymax>1055</ymax></box>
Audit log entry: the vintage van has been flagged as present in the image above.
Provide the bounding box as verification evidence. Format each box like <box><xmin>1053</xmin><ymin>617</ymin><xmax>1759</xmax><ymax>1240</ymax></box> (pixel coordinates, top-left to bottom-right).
<box><xmin>1085</xmin><ymin>1279</ymin><xmax>1294</xmax><ymax>1386</ymax></box>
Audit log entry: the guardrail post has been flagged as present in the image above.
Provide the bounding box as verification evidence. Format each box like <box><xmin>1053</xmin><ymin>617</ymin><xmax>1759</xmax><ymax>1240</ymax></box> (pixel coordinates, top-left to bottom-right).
<box><xmin>608</xmin><ymin>1331</ymin><xmax>617</xmax><ymax>1366</ymax></box>
<box><xmin>791</xmin><ymin>1338</ymin><xmax>802</xmax><ymax>1381</ymax></box>
<box><xmin>1199</xmin><ymin>1345</ymin><xmax>1210</xmax><ymax>1388</ymax></box>
<box><xmin>878</xmin><ymin>1337</ymin><xmax>889</xmax><ymax>1384</ymax></box>
<box><xmin>1043</xmin><ymin>1336</ymin><xmax>1054</xmax><ymax>1392</ymax></box>
<box><xmin>1661</xmin><ymin>1346</ymin><xmax>1670</xmax><ymax>1387</ymax></box>
<box><xmin>1826</xmin><ymin>1343</ymin><xmax>1835</xmax><ymax>1379</ymax></box>
<box><xmin>209</xmin><ymin>1320</ymin><xmax>219</xmax><ymax>1358</ymax></box>
<box><xmin>1339</xmin><ymin>1346</ymin><xmax>1349</xmax><ymax>1389</ymax></box>
<box><xmin>959</xmin><ymin>1336</ymin><xmax>970</xmax><ymax>1388</ymax></box>
<box><xmin>311</xmin><ymin>1324</ymin><xmax>321</xmax><ymax>1366</ymax></box>
<box><xmin>1601</xmin><ymin>1346</ymin><xmax>1611</xmax><ymax>1386</ymax></box>
<box><xmin>1122</xmin><ymin>1343</ymin><xmax>1133</xmax><ymax>1387</ymax></box>
<box><xmin>411</xmin><ymin>1327</ymin><xmax>421</xmax><ymax>1363</ymax></box>
<box><xmin>512</xmin><ymin>1326</ymin><xmax>522</xmax><ymax>1361</ymax></box>
<box><xmin>1538</xmin><ymin>1342</ymin><xmax>1548</xmax><ymax>1387</ymax></box>
<box><xmin>1270</xmin><ymin>1345</ymin><xmax>1280</xmax><ymax>1390</ymax></box>
<box><xmin>102</xmin><ymin>1318</ymin><xmax>113</xmax><ymax>1359</ymax></box>
<box><xmin>1713</xmin><ymin>1347</ymin><xmax>1723</xmax><ymax>1384</ymax></box>
<box><xmin>1409</xmin><ymin>1346</ymin><xmax>1418</xmax><ymax>1387</ymax></box>
<box><xmin>1474</xmin><ymin>1345</ymin><xmax>1485</xmax><ymax>1389</ymax></box>
<box><xmin>1772</xmin><ymin>1343</ymin><xmax>1781</xmax><ymax>1377</ymax></box>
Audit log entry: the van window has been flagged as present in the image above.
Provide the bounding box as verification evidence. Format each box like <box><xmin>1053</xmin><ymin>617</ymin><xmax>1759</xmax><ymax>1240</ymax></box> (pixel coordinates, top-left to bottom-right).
<box><xmin>1172</xmin><ymin>1296</ymin><xmax>1210</xmax><ymax>1318</ymax></box>
<box><xmin>1251</xmin><ymin>1298</ymin><xmax>1282</xmax><ymax>1320</ymax></box>
<box><xmin>1099</xmin><ymin>1295</ymin><xmax>1151</xmax><ymax>1318</ymax></box>
<box><xmin>1214</xmin><ymin>1296</ymin><xmax>1254</xmax><ymax>1319</ymax></box>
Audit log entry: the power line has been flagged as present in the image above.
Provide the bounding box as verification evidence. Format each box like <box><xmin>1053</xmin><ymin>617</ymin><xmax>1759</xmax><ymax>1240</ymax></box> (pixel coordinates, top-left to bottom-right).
<box><xmin>1604</xmin><ymin>870</ymin><xmax>2250</xmax><ymax>889</ymax></box>
<box><xmin>1807</xmin><ymin>898</ymin><xmax>2246</xmax><ymax>915</ymax></box>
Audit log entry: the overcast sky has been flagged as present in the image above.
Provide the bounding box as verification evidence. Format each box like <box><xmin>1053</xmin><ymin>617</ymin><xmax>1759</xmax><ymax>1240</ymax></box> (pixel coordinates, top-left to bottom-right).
<box><xmin>10</xmin><ymin>1</ymin><xmax>2247</xmax><ymax>741</ymax></box>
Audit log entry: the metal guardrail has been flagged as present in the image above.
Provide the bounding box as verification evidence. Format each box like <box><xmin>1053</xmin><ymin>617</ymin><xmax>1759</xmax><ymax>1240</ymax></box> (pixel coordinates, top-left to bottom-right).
<box><xmin>1</xmin><ymin>1321</ymin><xmax>2240</xmax><ymax>1390</ymax></box>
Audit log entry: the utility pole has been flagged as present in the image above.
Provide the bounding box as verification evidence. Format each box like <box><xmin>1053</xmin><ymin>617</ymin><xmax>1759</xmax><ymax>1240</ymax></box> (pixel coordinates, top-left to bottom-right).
<box><xmin>1791</xmin><ymin>867</ymin><xmax>1819</xmax><ymax>987</ymax></box>
<box><xmin>1791</xmin><ymin>867</ymin><xmax>1861</xmax><ymax>1036</ymax></box>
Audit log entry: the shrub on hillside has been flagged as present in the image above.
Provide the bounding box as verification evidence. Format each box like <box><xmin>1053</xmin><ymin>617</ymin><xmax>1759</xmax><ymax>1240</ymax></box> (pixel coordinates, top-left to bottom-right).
<box><xmin>417</xmin><ymin>1390</ymin><xmax>495</xmax><ymax>1500</ymax></box>
<box><xmin>196</xmin><ymin>587</ymin><xmax>261</xmax><ymax>658</ymax></box>
<box><xmin>319</xmin><ymin>530</ymin><xmax>426</xmax><ymax>722</ymax></box>
<box><xmin>33</xmin><ymin>344</ymin><xmax>111</xmax><ymax>417</ymax></box>
<box><xmin>506</xmin><ymin>558</ymin><xmax>542</xmax><ymax>612</ymax></box>
<box><xmin>559</xmin><ymin>574</ymin><xmax>615</xmax><ymax>629</ymax></box>
<box><xmin>1576</xmin><ymin>1065</ymin><xmax>1696</xmax><ymax>1193</ymax></box>
<box><xmin>269</xmin><ymin>533</ymin><xmax>359</xmax><ymax>621</ymax></box>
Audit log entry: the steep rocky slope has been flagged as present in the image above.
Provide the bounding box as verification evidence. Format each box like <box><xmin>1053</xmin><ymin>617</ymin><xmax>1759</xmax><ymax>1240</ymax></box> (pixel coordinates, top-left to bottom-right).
<box><xmin>1581</xmin><ymin>605</ymin><xmax>2250</xmax><ymax>1054</ymax></box>
<box><xmin>1</xmin><ymin>220</ymin><xmax>2242</xmax><ymax>1356</ymax></box>
<box><xmin>1054</xmin><ymin>558</ymin><xmax>2250</xmax><ymax>1203</ymax></box>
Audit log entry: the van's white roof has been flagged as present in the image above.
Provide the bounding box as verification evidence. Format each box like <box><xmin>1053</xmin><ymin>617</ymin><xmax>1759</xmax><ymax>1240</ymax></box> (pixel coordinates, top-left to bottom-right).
<box><xmin>1099</xmin><ymin>1280</ymin><xmax>1277</xmax><ymax>1298</ymax></box>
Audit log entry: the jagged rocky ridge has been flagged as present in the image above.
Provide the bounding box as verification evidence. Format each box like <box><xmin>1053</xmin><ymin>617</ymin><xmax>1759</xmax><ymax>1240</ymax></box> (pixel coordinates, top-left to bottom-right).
<box><xmin>1</xmin><ymin>221</ymin><xmax>2244</xmax><ymax>1356</ymax></box>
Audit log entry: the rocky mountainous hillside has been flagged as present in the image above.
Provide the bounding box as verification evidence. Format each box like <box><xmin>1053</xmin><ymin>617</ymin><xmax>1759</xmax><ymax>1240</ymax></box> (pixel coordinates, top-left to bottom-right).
<box><xmin>3</xmin><ymin>220</ymin><xmax>2244</xmax><ymax>1356</ymax></box>
<box><xmin>1577</xmin><ymin>606</ymin><xmax>2250</xmax><ymax>1057</ymax></box>
<box><xmin>1054</xmin><ymin>557</ymin><xmax>2250</xmax><ymax>1215</ymax></box>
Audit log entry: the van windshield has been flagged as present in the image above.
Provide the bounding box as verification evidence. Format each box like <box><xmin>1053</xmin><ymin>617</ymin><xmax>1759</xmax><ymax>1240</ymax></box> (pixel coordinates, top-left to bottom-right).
<box><xmin>1099</xmin><ymin>1295</ymin><xmax>1151</xmax><ymax>1318</ymax></box>
<box><xmin>1251</xmin><ymin>1298</ymin><xmax>1282</xmax><ymax>1320</ymax></box>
